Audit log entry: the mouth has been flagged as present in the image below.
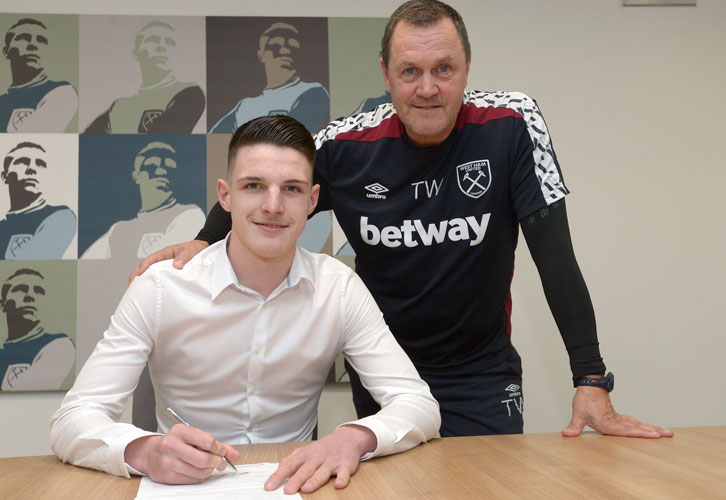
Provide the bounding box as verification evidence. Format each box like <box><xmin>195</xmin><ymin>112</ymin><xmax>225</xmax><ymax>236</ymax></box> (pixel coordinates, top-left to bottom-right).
<box><xmin>254</xmin><ymin>221</ymin><xmax>290</xmax><ymax>231</ymax></box>
<box><xmin>412</xmin><ymin>103</ymin><xmax>442</xmax><ymax>111</ymax></box>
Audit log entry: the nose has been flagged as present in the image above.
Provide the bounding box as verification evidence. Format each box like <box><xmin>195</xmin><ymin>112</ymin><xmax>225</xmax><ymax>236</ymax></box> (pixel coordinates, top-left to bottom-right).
<box><xmin>23</xmin><ymin>293</ymin><xmax>35</xmax><ymax>303</ymax></box>
<box><xmin>416</xmin><ymin>72</ymin><xmax>439</xmax><ymax>100</ymax></box>
<box><xmin>155</xmin><ymin>165</ymin><xmax>167</xmax><ymax>176</ymax></box>
<box><xmin>261</xmin><ymin>188</ymin><xmax>283</xmax><ymax>214</ymax></box>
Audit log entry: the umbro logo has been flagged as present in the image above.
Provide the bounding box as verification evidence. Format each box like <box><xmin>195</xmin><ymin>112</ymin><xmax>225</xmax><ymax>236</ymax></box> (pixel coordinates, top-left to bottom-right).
<box><xmin>365</xmin><ymin>183</ymin><xmax>388</xmax><ymax>199</ymax></box>
<box><xmin>505</xmin><ymin>384</ymin><xmax>520</xmax><ymax>392</ymax></box>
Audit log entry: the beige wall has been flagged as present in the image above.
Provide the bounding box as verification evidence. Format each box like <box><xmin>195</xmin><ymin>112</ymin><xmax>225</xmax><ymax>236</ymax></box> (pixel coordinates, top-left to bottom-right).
<box><xmin>1</xmin><ymin>0</ymin><xmax>724</xmax><ymax>457</ymax></box>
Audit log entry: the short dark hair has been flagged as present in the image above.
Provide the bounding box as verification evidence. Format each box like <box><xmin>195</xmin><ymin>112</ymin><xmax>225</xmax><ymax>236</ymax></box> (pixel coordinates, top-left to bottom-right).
<box><xmin>227</xmin><ymin>115</ymin><xmax>315</xmax><ymax>178</ymax></box>
<box><xmin>380</xmin><ymin>0</ymin><xmax>470</xmax><ymax>69</ymax></box>
<box><xmin>1</xmin><ymin>268</ymin><xmax>44</xmax><ymax>305</ymax></box>
<box><xmin>3</xmin><ymin>142</ymin><xmax>46</xmax><ymax>175</ymax></box>
<box><xmin>4</xmin><ymin>18</ymin><xmax>47</xmax><ymax>51</ymax></box>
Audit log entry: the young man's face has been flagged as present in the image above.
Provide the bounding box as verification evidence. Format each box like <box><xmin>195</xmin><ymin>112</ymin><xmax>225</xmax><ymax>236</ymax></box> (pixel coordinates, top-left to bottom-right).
<box><xmin>381</xmin><ymin>17</ymin><xmax>470</xmax><ymax>147</ymax></box>
<box><xmin>2</xmin><ymin>274</ymin><xmax>46</xmax><ymax>325</ymax></box>
<box><xmin>3</xmin><ymin>23</ymin><xmax>48</xmax><ymax>72</ymax></box>
<box><xmin>218</xmin><ymin>143</ymin><xmax>318</xmax><ymax>265</ymax></box>
<box><xmin>2</xmin><ymin>146</ymin><xmax>47</xmax><ymax>196</ymax></box>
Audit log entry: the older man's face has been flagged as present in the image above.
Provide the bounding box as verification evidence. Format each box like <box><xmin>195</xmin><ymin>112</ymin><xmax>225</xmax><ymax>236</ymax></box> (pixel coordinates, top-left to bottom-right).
<box><xmin>381</xmin><ymin>17</ymin><xmax>469</xmax><ymax>147</ymax></box>
<box><xmin>4</xmin><ymin>23</ymin><xmax>48</xmax><ymax>71</ymax></box>
<box><xmin>3</xmin><ymin>146</ymin><xmax>47</xmax><ymax>196</ymax></box>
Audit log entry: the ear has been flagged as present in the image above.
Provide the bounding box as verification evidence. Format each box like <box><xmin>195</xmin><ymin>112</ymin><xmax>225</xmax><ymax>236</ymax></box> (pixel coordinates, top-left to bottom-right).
<box><xmin>133</xmin><ymin>48</ymin><xmax>140</xmax><ymax>62</ymax></box>
<box><xmin>217</xmin><ymin>178</ymin><xmax>232</xmax><ymax>212</ymax></box>
<box><xmin>131</xmin><ymin>169</ymin><xmax>140</xmax><ymax>185</ymax></box>
<box><xmin>256</xmin><ymin>48</ymin><xmax>264</xmax><ymax>63</ymax></box>
<box><xmin>308</xmin><ymin>183</ymin><xmax>320</xmax><ymax>216</ymax></box>
<box><xmin>380</xmin><ymin>57</ymin><xmax>391</xmax><ymax>94</ymax></box>
<box><xmin>2</xmin><ymin>46</ymin><xmax>8</xmax><ymax>59</ymax></box>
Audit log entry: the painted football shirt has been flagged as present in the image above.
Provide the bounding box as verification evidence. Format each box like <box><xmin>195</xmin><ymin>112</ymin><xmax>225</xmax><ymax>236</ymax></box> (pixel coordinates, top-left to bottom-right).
<box><xmin>0</xmin><ymin>76</ymin><xmax>73</xmax><ymax>132</ymax></box>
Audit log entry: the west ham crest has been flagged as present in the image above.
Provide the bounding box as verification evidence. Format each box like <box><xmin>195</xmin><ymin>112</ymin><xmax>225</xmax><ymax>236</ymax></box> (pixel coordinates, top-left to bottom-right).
<box><xmin>456</xmin><ymin>160</ymin><xmax>491</xmax><ymax>199</ymax></box>
<box><xmin>139</xmin><ymin>109</ymin><xmax>163</xmax><ymax>133</ymax></box>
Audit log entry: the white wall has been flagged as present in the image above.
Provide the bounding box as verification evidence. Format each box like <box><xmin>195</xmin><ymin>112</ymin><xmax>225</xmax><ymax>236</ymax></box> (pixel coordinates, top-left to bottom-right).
<box><xmin>1</xmin><ymin>0</ymin><xmax>724</xmax><ymax>457</ymax></box>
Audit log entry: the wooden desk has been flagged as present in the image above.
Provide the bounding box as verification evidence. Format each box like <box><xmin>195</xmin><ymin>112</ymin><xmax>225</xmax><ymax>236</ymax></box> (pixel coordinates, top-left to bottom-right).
<box><xmin>3</xmin><ymin>427</ymin><xmax>725</xmax><ymax>499</ymax></box>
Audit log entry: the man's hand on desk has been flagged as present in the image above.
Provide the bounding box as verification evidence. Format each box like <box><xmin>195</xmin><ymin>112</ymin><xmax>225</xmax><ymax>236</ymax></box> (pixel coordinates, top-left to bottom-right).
<box><xmin>562</xmin><ymin>386</ymin><xmax>674</xmax><ymax>438</ymax></box>
<box><xmin>129</xmin><ymin>240</ymin><xmax>210</xmax><ymax>284</ymax></box>
<box><xmin>264</xmin><ymin>424</ymin><xmax>377</xmax><ymax>494</ymax></box>
<box><xmin>124</xmin><ymin>424</ymin><xmax>241</xmax><ymax>484</ymax></box>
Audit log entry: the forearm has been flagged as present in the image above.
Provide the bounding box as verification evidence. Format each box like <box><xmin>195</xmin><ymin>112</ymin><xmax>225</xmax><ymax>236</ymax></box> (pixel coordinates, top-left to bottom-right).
<box><xmin>51</xmin><ymin>403</ymin><xmax>157</xmax><ymax>477</ymax></box>
<box><xmin>51</xmin><ymin>272</ymin><xmax>159</xmax><ymax>475</ymax></box>
<box><xmin>521</xmin><ymin>200</ymin><xmax>606</xmax><ymax>381</ymax></box>
<box><xmin>346</xmin><ymin>392</ymin><xmax>439</xmax><ymax>459</ymax></box>
<box><xmin>195</xmin><ymin>202</ymin><xmax>231</xmax><ymax>244</ymax></box>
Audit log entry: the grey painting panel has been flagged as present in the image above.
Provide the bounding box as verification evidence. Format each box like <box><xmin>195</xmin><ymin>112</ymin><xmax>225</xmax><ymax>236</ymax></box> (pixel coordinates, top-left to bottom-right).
<box><xmin>79</xmin><ymin>15</ymin><xmax>206</xmax><ymax>134</ymax></box>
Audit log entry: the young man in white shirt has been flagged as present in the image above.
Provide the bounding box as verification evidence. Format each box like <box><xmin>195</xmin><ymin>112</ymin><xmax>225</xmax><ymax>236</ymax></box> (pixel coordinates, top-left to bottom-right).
<box><xmin>51</xmin><ymin>115</ymin><xmax>440</xmax><ymax>495</ymax></box>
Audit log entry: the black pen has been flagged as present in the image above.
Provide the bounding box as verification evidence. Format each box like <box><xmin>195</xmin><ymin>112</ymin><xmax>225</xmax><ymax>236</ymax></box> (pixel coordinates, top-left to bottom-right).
<box><xmin>165</xmin><ymin>407</ymin><xmax>238</xmax><ymax>472</ymax></box>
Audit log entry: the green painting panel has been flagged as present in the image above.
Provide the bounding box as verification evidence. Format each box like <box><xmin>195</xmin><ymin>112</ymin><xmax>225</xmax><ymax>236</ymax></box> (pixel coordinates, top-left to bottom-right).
<box><xmin>0</xmin><ymin>13</ymin><xmax>79</xmax><ymax>132</ymax></box>
<box><xmin>0</xmin><ymin>260</ymin><xmax>77</xmax><ymax>391</ymax></box>
<box><xmin>328</xmin><ymin>17</ymin><xmax>388</xmax><ymax>120</ymax></box>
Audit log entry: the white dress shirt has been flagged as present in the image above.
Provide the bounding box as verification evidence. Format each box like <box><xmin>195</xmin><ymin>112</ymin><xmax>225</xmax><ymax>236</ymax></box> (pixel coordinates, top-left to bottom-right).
<box><xmin>51</xmin><ymin>239</ymin><xmax>440</xmax><ymax>477</ymax></box>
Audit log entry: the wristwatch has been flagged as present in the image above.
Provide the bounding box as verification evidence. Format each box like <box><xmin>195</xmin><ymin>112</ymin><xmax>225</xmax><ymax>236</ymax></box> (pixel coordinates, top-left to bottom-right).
<box><xmin>574</xmin><ymin>371</ymin><xmax>614</xmax><ymax>392</ymax></box>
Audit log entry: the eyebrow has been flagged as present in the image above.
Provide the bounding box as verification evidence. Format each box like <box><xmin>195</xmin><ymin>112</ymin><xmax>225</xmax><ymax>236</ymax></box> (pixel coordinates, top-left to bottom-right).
<box><xmin>398</xmin><ymin>54</ymin><xmax>454</xmax><ymax>68</ymax></box>
<box><xmin>234</xmin><ymin>176</ymin><xmax>308</xmax><ymax>185</ymax></box>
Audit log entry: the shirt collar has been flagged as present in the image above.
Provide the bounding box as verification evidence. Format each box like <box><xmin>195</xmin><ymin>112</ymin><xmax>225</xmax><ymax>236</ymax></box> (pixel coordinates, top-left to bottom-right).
<box><xmin>210</xmin><ymin>234</ymin><xmax>315</xmax><ymax>301</ymax></box>
<box><xmin>7</xmin><ymin>197</ymin><xmax>46</xmax><ymax>215</ymax></box>
<box><xmin>9</xmin><ymin>73</ymin><xmax>48</xmax><ymax>90</ymax></box>
<box><xmin>263</xmin><ymin>76</ymin><xmax>301</xmax><ymax>94</ymax></box>
<box><xmin>4</xmin><ymin>326</ymin><xmax>45</xmax><ymax>345</ymax></box>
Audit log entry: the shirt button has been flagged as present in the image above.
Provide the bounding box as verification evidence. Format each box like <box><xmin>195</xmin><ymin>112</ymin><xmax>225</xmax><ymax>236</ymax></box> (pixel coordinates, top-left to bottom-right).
<box><xmin>247</xmin><ymin>426</ymin><xmax>253</xmax><ymax>431</ymax></box>
<box><xmin>253</xmin><ymin>348</ymin><xmax>260</xmax><ymax>355</ymax></box>
<box><xmin>249</xmin><ymin>387</ymin><xmax>256</xmax><ymax>395</ymax></box>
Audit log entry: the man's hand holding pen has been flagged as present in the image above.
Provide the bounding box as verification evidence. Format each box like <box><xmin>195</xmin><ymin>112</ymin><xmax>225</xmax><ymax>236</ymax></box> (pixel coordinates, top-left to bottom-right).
<box><xmin>124</xmin><ymin>424</ymin><xmax>241</xmax><ymax>485</ymax></box>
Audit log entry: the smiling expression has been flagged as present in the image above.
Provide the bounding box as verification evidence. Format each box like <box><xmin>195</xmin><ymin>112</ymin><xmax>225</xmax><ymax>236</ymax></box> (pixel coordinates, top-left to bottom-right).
<box><xmin>381</xmin><ymin>17</ymin><xmax>470</xmax><ymax>147</ymax></box>
<box><xmin>218</xmin><ymin>143</ymin><xmax>319</xmax><ymax>266</ymax></box>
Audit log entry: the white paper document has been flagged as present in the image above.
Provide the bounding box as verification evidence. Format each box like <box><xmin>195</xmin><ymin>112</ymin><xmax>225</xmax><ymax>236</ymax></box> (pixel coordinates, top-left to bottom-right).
<box><xmin>135</xmin><ymin>462</ymin><xmax>302</xmax><ymax>500</ymax></box>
